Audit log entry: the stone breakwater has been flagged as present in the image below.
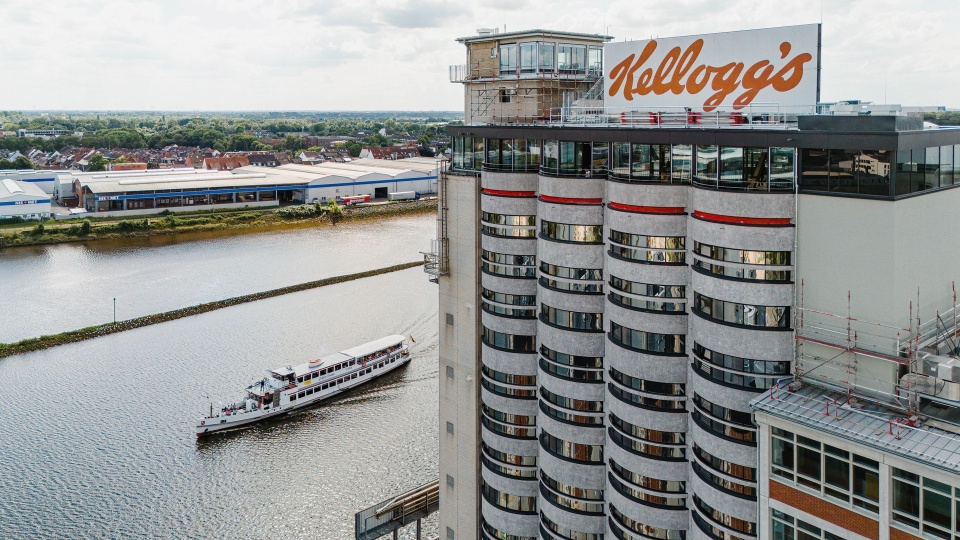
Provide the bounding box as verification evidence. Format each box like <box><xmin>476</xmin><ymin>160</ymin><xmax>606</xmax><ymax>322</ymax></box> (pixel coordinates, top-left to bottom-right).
<box><xmin>0</xmin><ymin>260</ymin><xmax>426</xmax><ymax>360</ymax></box>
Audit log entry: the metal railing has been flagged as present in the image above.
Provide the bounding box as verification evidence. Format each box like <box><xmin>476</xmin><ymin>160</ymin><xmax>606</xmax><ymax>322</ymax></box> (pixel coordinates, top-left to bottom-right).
<box><xmin>691</xmin><ymin>175</ymin><xmax>795</xmax><ymax>192</ymax></box>
<box><xmin>355</xmin><ymin>479</ymin><xmax>440</xmax><ymax>540</ymax></box>
<box><xmin>550</xmin><ymin>104</ymin><xmax>811</xmax><ymax>129</ymax></box>
<box><xmin>481</xmin><ymin>162</ymin><xmax>540</xmax><ymax>173</ymax></box>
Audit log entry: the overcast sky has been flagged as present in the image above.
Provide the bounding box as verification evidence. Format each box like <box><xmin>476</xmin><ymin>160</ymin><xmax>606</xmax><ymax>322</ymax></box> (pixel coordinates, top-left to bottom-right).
<box><xmin>0</xmin><ymin>0</ymin><xmax>956</xmax><ymax>111</ymax></box>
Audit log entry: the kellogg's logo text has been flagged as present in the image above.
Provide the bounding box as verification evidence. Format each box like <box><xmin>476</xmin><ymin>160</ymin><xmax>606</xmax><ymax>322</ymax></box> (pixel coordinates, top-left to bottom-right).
<box><xmin>607</xmin><ymin>39</ymin><xmax>814</xmax><ymax>111</ymax></box>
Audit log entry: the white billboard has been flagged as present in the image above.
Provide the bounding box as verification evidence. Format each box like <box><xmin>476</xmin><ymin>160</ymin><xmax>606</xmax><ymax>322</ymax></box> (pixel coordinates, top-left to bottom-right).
<box><xmin>603</xmin><ymin>24</ymin><xmax>820</xmax><ymax>114</ymax></box>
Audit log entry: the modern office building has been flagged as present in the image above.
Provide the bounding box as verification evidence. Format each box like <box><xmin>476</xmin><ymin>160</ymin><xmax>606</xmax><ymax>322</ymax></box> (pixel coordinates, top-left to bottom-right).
<box><xmin>431</xmin><ymin>24</ymin><xmax>960</xmax><ymax>540</ymax></box>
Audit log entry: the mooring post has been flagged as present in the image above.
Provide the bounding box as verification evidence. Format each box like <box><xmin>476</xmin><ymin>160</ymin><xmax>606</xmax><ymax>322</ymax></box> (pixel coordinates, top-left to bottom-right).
<box><xmin>416</xmin><ymin>519</ymin><xmax>421</xmax><ymax>539</ymax></box>
<box><xmin>392</xmin><ymin>529</ymin><xmax>398</xmax><ymax>540</ymax></box>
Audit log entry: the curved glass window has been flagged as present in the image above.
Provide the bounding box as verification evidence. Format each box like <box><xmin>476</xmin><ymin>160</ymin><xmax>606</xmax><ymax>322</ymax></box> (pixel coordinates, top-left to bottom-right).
<box><xmin>609</xmin><ymin>459</ymin><xmax>686</xmax><ymax>508</ymax></box>
<box><xmin>540</xmin><ymin>430</ymin><xmax>603</xmax><ymax>463</ymax></box>
<box><xmin>539</xmin><ymin>345</ymin><xmax>603</xmax><ymax>382</ymax></box>
<box><xmin>610</xmin><ymin>504</ymin><xmax>686</xmax><ymax>540</ymax></box>
<box><xmin>609</xmin><ymin>276</ymin><xmax>686</xmax><ymax>312</ymax></box>
<box><xmin>692</xmin><ymin>241</ymin><xmax>791</xmax><ymax>281</ymax></box>
<box><xmin>540</xmin><ymin>220</ymin><xmax>603</xmax><ymax>243</ymax></box>
<box><xmin>481</xmin><ymin>288</ymin><xmax>537</xmax><ymax>319</ymax></box>
<box><xmin>540</xmin><ymin>470</ymin><xmax>605</xmax><ymax>515</ymax></box>
<box><xmin>692</xmin><ymin>343</ymin><xmax>789</xmax><ymax>391</ymax></box>
<box><xmin>540</xmin><ymin>303</ymin><xmax>603</xmax><ymax>332</ymax></box>
<box><xmin>482</xmin><ymin>519</ymin><xmax>537</xmax><ymax>540</ymax></box>
<box><xmin>691</xmin><ymin>394</ymin><xmax>756</xmax><ymax>445</ymax></box>
<box><xmin>609</xmin><ymin>230</ymin><xmax>685</xmax><ymax>264</ymax></box>
<box><xmin>609</xmin><ymin>322</ymin><xmax>685</xmax><ymax>355</ymax></box>
<box><xmin>481</xmin><ymin>250</ymin><xmax>537</xmax><ymax>278</ymax></box>
<box><xmin>609</xmin><ymin>142</ymin><xmax>676</xmax><ymax>183</ymax></box>
<box><xmin>693</xmin><ymin>494</ymin><xmax>756</xmax><ymax>537</ymax></box>
<box><xmin>481</xmin><ymin>482</ymin><xmax>537</xmax><ymax>514</ymax></box>
<box><xmin>541</xmin><ymin>513</ymin><xmax>604</xmax><ymax>540</ymax></box>
<box><xmin>481</xmin><ymin>403</ymin><xmax>536</xmax><ymax>439</ymax></box>
<box><xmin>481</xmin><ymin>443</ymin><xmax>537</xmax><ymax>479</ymax></box>
<box><xmin>539</xmin><ymin>262</ymin><xmax>603</xmax><ymax>293</ymax></box>
<box><xmin>539</xmin><ymin>387</ymin><xmax>604</xmax><ymax>426</ymax></box>
<box><xmin>693</xmin><ymin>241</ymin><xmax>791</xmax><ymax>265</ymax></box>
<box><xmin>451</xmin><ymin>135</ymin><xmax>482</xmax><ymax>172</ymax></box>
<box><xmin>540</xmin><ymin>140</ymin><xmax>604</xmax><ymax>177</ymax></box>
<box><xmin>481</xmin><ymin>326</ymin><xmax>536</xmax><ymax>353</ymax></box>
<box><xmin>610</xmin><ymin>368</ymin><xmax>685</xmax><ymax>396</ymax></box>
<box><xmin>483</xmin><ymin>138</ymin><xmax>542</xmax><ymax>172</ymax></box>
<box><xmin>694</xmin><ymin>293</ymin><xmax>790</xmax><ymax>329</ymax></box>
<box><xmin>694</xmin><ymin>258</ymin><xmax>791</xmax><ymax>282</ymax></box>
<box><xmin>540</xmin><ymin>387</ymin><xmax>603</xmax><ymax>412</ymax></box>
<box><xmin>609</xmin><ymin>413</ymin><xmax>685</xmax><ymax>461</ymax></box>
<box><xmin>481</xmin><ymin>212</ymin><xmax>537</xmax><ymax>238</ymax></box>
<box><xmin>481</xmin><ymin>365</ymin><xmax>537</xmax><ymax>399</ymax></box>
<box><xmin>692</xmin><ymin>444</ymin><xmax>757</xmax><ymax>499</ymax></box>
<box><xmin>608</xmin><ymin>368</ymin><xmax>686</xmax><ymax>412</ymax></box>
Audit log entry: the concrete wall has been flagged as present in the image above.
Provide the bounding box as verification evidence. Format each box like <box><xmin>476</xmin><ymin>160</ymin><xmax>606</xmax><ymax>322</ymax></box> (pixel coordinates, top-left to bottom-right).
<box><xmin>438</xmin><ymin>172</ymin><xmax>482</xmax><ymax>540</ymax></box>
<box><xmin>797</xmin><ymin>188</ymin><xmax>960</xmax><ymax>396</ymax></box>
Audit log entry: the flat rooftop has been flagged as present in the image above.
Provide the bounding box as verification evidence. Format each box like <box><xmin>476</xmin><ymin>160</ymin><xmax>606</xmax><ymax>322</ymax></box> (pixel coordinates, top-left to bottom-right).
<box><xmin>751</xmin><ymin>381</ymin><xmax>960</xmax><ymax>474</ymax></box>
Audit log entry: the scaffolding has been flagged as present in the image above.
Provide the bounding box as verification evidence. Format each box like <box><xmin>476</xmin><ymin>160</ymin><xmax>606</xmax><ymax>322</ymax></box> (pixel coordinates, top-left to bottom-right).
<box><xmin>795</xmin><ymin>281</ymin><xmax>960</xmax><ymax>416</ymax></box>
<box><xmin>458</xmin><ymin>60</ymin><xmax>600</xmax><ymax>124</ymax></box>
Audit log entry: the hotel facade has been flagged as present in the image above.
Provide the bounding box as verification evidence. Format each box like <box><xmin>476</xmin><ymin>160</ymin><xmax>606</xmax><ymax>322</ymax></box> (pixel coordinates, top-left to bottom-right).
<box><xmin>431</xmin><ymin>25</ymin><xmax>960</xmax><ymax>540</ymax></box>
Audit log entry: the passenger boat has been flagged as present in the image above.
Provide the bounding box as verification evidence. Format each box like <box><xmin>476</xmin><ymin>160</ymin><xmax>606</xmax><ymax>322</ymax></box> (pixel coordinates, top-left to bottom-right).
<box><xmin>196</xmin><ymin>335</ymin><xmax>411</xmax><ymax>437</ymax></box>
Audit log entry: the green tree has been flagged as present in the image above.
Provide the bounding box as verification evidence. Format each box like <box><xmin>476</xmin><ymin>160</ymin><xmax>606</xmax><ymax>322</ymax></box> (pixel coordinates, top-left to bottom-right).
<box><xmin>12</xmin><ymin>156</ymin><xmax>36</xmax><ymax>169</ymax></box>
<box><xmin>417</xmin><ymin>134</ymin><xmax>431</xmax><ymax>147</ymax></box>
<box><xmin>283</xmin><ymin>134</ymin><xmax>304</xmax><ymax>152</ymax></box>
<box><xmin>327</xmin><ymin>199</ymin><xmax>343</xmax><ymax>226</ymax></box>
<box><xmin>87</xmin><ymin>154</ymin><xmax>108</xmax><ymax>172</ymax></box>
<box><xmin>346</xmin><ymin>142</ymin><xmax>362</xmax><ymax>157</ymax></box>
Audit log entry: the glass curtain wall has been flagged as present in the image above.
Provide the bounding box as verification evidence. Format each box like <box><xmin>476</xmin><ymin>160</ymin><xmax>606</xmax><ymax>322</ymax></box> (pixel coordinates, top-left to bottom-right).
<box><xmin>485</xmin><ymin>139</ymin><xmax>541</xmax><ymax>171</ymax></box>
<box><xmin>540</xmin><ymin>141</ymin><xmax>600</xmax><ymax>177</ymax></box>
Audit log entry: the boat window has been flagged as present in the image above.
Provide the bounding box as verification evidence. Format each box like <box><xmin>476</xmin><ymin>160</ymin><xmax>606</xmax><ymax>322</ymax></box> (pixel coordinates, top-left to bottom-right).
<box><xmin>290</xmin><ymin>395</ymin><xmax>296</xmax><ymax>401</ymax></box>
<box><xmin>298</xmin><ymin>392</ymin><xmax>305</xmax><ymax>398</ymax></box>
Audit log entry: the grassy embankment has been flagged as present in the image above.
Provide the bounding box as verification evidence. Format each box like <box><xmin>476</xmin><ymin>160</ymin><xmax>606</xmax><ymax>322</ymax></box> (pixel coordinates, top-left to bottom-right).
<box><xmin>0</xmin><ymin>260</ymin><xmax>426</xmax><ymax>360</ymax></box>
<box><xmin>0</xmin><ymin>199</ymin><xmax>437</xmax><ymax>248</ymax></box>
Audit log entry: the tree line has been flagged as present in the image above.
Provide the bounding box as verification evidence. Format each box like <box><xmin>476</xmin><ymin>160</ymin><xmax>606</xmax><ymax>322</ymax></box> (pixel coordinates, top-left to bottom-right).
<box><xmin>0</xmin><ymin>112</ymin><xmax>458</xmax><ymax>153</ymax></box>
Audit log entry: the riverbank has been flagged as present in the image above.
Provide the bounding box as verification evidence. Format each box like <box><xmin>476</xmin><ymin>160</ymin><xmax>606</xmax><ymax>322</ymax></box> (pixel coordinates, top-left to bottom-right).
<box><xmin>0</xmin><ymin>260</ymin><xmax>425</xmax><ymax>359</ymax></box>
<box><xmin>0</xmin><ymin>199</ymin><xmax>437</xmax><ymax>249</ymax></box>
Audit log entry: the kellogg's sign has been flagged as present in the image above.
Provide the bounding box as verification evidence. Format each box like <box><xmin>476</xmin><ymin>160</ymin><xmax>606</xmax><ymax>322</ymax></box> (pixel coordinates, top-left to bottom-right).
<box><xmin>604</xmin><ymin>24</ymin><xmax>820</xmax><ymax>113</ymax></box>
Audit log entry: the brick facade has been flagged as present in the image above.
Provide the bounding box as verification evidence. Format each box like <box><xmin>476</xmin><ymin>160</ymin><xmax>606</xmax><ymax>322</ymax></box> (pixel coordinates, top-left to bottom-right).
<box><xmin>770</xmin><ymin>480</ymin><xmax>880</xmax><ymax>540</ymax></box>
<box><xmin>889</xmin><ymin>527</ymin><xmax>924</xmax><ymax>540</ymax></box>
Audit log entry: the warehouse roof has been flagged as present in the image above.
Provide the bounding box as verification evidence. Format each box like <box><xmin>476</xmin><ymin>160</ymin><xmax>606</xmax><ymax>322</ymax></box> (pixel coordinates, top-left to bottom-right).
<box><xmin>84</xmin><ymin>172</ymin><xmax>283</xmax><ymax>194</ymax></box>
<box><xmin>0</xmin><ymin>178</ymin><xmax>48</xmax><ymax>200</ymax></box>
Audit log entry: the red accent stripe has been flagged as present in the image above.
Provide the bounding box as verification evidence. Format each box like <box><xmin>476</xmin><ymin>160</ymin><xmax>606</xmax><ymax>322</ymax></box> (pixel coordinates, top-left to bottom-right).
<box><xmin>609</xmin><ymin>202</ymin><xmax>685</xmax><ymax>214</ymax></box>
<box><xmin>482</xmin><ymin>188</ymin><xmax>536</xmax><ymax>198</ymax></box>
<box><xmin>694</xmin><ymin>211</ymin><xmax>791</xmax><ymax>226</ymax></box>
<box><xmin>539</xmin><ymin>194</ymin><xmax>603</xmax><ymax>205</ymax></box>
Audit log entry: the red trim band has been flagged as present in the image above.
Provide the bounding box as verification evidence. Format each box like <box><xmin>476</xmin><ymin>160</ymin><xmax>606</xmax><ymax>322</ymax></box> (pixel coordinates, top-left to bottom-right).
<box><xmin>694</xmin><ymin>210</ymin><xmax>791</xmax><ymax>226</ymax></box>
<box><xmin>539</xmin><ymin>194</ymin><xmax>603</xmax><ymax>205</ymax></box>
<box><xmin>482</xmin><ymin>188</ymin><xmax>536</xmax><ymax>198</ymax></box>
<box><xmin>609</xmin><ymin>202</ymin><xmax>685</xmax><ymax>214</ymax></box>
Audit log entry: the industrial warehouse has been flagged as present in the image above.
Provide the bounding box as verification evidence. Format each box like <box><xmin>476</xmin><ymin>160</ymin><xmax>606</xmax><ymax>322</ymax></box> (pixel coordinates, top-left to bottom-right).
<box><xmin>0</xmin><ymin>158</ymin><xmax>439</xmax><ymax>218</ymax></box>
<box><xmin>0</xmin><ymin>179</ymin><xmax>51</xmax><ymax>220</ymax></box>
<box><xmin>428</xmin><ymin>24</ymin><xmax>960</xmax><ymax>540</ymax></box>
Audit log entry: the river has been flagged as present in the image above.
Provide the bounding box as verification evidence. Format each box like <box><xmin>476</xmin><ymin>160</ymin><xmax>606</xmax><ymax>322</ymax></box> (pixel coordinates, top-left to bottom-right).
<box><xmin>0</xmin><ymin>215</ymin><xmax>440</xmax><ymax>539</ymax></box>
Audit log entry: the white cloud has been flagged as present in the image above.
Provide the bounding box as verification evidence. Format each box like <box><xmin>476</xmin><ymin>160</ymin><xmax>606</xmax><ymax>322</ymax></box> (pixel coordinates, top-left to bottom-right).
<box><xmin>0</xmin><ymin>0</ymin><xmax>957</xmax><ymax>110</ymax></box>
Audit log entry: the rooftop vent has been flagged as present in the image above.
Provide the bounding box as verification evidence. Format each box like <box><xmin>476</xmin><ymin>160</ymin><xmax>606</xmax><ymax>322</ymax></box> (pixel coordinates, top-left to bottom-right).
<box><xmin>476</xmin><ymin>28</ymin><xmax>499</xmax><ymax>36</ymax></box>
<box><xmin>1</xmin><ymin>179</ymin><xmax>23</xmax><ymax>195</ymax></box>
